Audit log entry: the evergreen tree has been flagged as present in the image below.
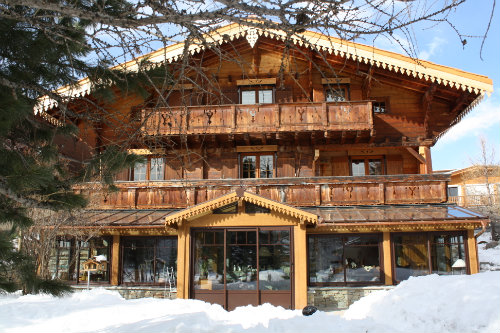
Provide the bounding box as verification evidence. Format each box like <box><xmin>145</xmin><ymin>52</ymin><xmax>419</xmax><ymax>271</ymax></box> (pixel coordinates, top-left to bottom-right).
<box><xmin>0</xmin><ymin>1</ymin><xmax>139</xmax><ymax>295</ymax></box>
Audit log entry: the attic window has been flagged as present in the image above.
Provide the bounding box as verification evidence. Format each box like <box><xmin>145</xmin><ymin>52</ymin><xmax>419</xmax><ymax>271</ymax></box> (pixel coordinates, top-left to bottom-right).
<box><xmin>213</xmin><ymin>202</ymin><xmax>238</xmax><ymax>214</ymax></box>
<box><xmin>245</xmin><ymin>202</ymin><xmax>270</xmax><ymax>214</ymax></box>
<box><xmin>373</xmin><ymin>102</ymin><xmax>386</xmax><ymax>113</ymax></box>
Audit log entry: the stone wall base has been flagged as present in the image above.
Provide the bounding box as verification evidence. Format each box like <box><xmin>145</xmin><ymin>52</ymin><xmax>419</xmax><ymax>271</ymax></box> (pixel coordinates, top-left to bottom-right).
<box><xmin>72</xmin><ymin>285</ymin><xmax>177</xmax><ymax>300</ymax></box>
<box><xmin>307</xmin><ymin>286</ymin><xmax>393</xmax><ymax>311</ymax></box>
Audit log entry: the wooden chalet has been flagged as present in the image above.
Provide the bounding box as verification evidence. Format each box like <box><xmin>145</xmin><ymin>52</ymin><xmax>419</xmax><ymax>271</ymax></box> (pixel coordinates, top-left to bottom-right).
<box><xmin>40</xmin><ymin>22</ymin><xmax>493</xmax><ymax>310</ymax></box>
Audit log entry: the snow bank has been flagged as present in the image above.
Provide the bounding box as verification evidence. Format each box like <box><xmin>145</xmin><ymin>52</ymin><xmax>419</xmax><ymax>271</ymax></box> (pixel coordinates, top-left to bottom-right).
<box><xmin>477</xmin><ymin>232</ymin><xmax>500</xmax><ymax>269</ymax></box>
<box><xmin>0</xmin><ymin>272</ymin><xmax>498</xmax><ymax>333</ymax></box>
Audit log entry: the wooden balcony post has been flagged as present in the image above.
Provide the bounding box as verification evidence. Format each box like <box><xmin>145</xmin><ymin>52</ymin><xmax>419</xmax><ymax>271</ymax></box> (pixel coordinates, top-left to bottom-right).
<box><xmin>382</xmin><ymin>232</ymin><xmax>393</xmax><ymax>285</ymax></box>
<box><xmin>466</xmin><ymin>229</ymin><xmax>479</xmax><ymax>274</ymax></box>
<box><xmin>111</xmin><ymin>234</ymin><xmax>120</xmax><ymax>286</ymax></box>
<box><xmin>176</xmin><ymin>223</ymin><xmax>189</xmax><ymax>299</ymax></box>
<box><xmin>418</xmin><ymin>146</ymin><xmax>433</xmax><ymax>174</ymax></box>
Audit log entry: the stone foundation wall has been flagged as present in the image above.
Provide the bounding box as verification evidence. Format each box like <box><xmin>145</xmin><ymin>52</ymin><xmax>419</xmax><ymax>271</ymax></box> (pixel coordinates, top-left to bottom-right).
<box><xmin>73</xmin><ymin>285</ymin><xmax>177</xmax><ymax>300</ymax></box>
<box><xmin>307</xmin><ymin>286</ymin><xmax>392</xmax><ymax>311</ymax></box>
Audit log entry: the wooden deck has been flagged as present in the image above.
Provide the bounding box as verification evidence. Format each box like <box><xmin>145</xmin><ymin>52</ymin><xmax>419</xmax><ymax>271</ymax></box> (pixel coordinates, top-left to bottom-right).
<box><xmin>141</xmin><ymin>101</ymin><xmax>373</xmax><ymax>136</ymax></box>
<box><xmin>77</xmin><ymin>174</ymin><xmax>448</xmax><ymax>209</ymax></box>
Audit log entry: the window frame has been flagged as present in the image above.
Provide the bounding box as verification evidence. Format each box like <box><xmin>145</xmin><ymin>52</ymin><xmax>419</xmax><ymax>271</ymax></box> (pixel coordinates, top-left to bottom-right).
<box><xmin>120</xmin><ymin>236</ymin><xmax>178</xmax><ymax>286</ymax></box>
<box><xmin>130</xmin><ymin>156</ymin><xmax>166</xmax><ymax>181</ymax></box>
<box><xmin>324</xmin><ymin>84</ymin><xmax>350</xmax><ymax>102</ymax></box>
<box><xmin>239</xmin><ymin>152</ymin><xmax>276</xmax><ymax>179</ymax></box>
<box><xmin>349</xmin><ymin>155</ymin><xmax>386</xmax><ymax>176</ymax></box>
<box><xmin>391</xmin><ymin>231</ymin><xmax>469</xmax><ymax>284</ymax></box>
<box><xmin>307</xmin><ymin>233</ymin><xmax>384</xmax><ymax>287</ymax></box>
<box><xmin>239</xmin><ymin>85</ymin><xmax>275</xmax><ymax>104</ymax></box>
<box><xmin>371</xmin><ymin>96</ymin><xmax>390</xmax><ymax>114</ymax></box>
<box><xmin>48</xmin><ymin>236</ymin><xmax>112</xmax><ymax>285</ymax></box>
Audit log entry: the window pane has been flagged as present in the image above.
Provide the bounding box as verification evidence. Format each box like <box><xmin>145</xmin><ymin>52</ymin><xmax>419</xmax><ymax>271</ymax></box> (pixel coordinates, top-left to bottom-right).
<box><xmin>259</xmin><ymin>155</ymin><xmax>274</xmax><ymax>178</ymax></box>
<box><xmin>242</xmin><ymin>155</ymin><xmax>256</xmax><ymax>178</ymax></box>
<box><xmin>345</xmin><ymin>239</ymin><xmax>380</xmax><ymax>282</ymax></box>
<box><xmin>259</xmin><ymin>90</ymin><xmax>273</xmax><ymax>104</ymax></box>
<box><xmin>448</xmin><ymin>187</ymin><xmax>459</xmax><ymax>197</ymax></box>
<box><xmin>373</xmin><ymin>102</ymin><xmax>386</xmax><ymax>113</ymax></box>
<box><xmin>368</xmin><ymin>159</ymin><xmax>383</xmax><ymax>175</ymax></box>
<box><xmin>226</xmin><ymin>230</ymin><xmax>257</xmax><ymax>290</ymax></box>
<box><xmin>394</xmin><ymin>234</ymin><xmax>429</xmax><ymax>281</ymax></box>
<box><xmin>351</xmin><ymin>159</ymin><xmax>365</xmax><ymax>176</ymax></box>
<box><xmin>431</xmin><ymin>234</ymin><xmax>466</xmax><ymax>275</ymax></box>
<box><xmin>133</xmin><ymin>161</ymin><xmax>147</xmax><ymax>181</ymax></box>
<box><xmin>150</xmin><ymin>158</ymin><xmax>165</xmax><ymax>181</ymax></box>
<box><xmin>326</xmin><ymin>88</ymin><xmax>346</xmax><ymax>102</ymax></box>
<box><xmin>241</xmin><ymin>90</ymin><xmax>256</xmax><ymax>104</ymax></box>
<box><xmin>308</xmin><ymin>236</ymin><xmax>344</xmax><ymax>283</ymax></box>
<box><xmin>259</xmin><ymin>243</ymin><xmax>291</xmax><ymax>291</ymax></box>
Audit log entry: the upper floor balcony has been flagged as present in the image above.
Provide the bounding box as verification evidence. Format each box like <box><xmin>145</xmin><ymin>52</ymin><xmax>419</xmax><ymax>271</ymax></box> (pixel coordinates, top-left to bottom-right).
<box><xmin>141</xmin><ymin>101</ymin><xmax>373</xmax><ymax>136</ymax></box>
<box><xmin>76</xmin><ymin>174</ymin><xmax>448</xmax><ymax>210</ymax></box>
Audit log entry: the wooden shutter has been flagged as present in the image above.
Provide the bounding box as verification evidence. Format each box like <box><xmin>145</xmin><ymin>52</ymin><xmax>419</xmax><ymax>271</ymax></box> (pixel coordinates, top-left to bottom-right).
<box><xmin>332</xmin><ymin>156</ymin><xmax>349</xmax><ymax>176</ymax></box>
<box><xmin>386</xmin><ymin>155</ymin><xmax>403</xmax><ymax>175</ymax></box>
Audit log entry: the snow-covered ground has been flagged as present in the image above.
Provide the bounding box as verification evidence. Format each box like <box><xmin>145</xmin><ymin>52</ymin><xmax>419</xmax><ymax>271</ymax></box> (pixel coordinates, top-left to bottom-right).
<box><xmin>0</xmin><ymin>233</ymin><xmax>499</xmax><ymax>333</ymax></box>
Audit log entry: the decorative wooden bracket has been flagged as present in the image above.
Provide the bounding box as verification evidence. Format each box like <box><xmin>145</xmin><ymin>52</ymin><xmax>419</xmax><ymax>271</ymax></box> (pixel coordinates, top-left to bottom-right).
<box><xmin>406</xmin><ymin>147</ymin><xmax>426</xmax><ymax>164</ymax></box>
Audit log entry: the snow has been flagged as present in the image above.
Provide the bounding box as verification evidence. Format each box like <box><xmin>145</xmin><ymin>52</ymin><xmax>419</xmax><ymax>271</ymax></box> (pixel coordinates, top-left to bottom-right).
<box><xmin>1</xmin><ymin>232</ymin><xmax>499</xmax><ymax>333</ymax></box>
<box><xmin>477</xmin><ymin>232</ymin><xmax>500</xmax><ymax>269</ymax></box>
<box><xmin>1</xmin><ymin>271</ymin><xmax>499</xmax><ymax>333</ymax></box>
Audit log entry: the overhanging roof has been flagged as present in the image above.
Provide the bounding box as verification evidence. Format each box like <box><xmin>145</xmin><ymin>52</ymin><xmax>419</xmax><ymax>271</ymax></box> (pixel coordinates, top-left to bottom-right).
<box><xmin>303</xmin><ymin>204</ymin><xmax>488</xmax><ymax>231</ymax></box>
<box><xmin>164</xmin><ymin>189</ymin><xmax>318</xmax><ymax>226</ymax></box>
<box><xmin>77</xmin><ymin>209</ymin><xmax>179</xmax><ymax>228</ymax></box>
<box><xmin>35</xmin><ymin>21</ymin><xmax>493</xmax><ymax>114</ymax></box>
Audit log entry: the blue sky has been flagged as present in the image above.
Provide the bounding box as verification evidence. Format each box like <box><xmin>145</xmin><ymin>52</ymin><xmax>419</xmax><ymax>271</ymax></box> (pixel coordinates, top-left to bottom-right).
<box><xmin>372</xmin><ymin>1</ymin><xmax>500</xmax><ymax>171</ymax></box>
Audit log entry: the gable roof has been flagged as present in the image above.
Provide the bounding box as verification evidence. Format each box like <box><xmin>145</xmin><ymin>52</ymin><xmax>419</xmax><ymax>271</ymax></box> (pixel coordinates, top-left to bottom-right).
<box><xmin>164</xmin><ymin>189</ymin><xmax>318</xmax><ymax>226</ymax></box>
<box><xmin>35</xmin><ymin>22</ymin><xmax>493</xmax><ymax>115</ymax></box>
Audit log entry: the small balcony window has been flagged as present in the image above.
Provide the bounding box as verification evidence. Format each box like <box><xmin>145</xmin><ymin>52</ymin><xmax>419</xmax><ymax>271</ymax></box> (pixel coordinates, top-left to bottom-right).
<box><xmin>325</xmin><ymin>86</ymin><xmax>348</xmax><ymax>102</ymax></box>
<box><xmin>131</xmin><ymin>157</ymin><xmax>165</xmax><ymax>181</ymax></box>
<box><xmin>240</xmin><ymin>87</ymin><xmax>274</xmax><ymax>104</ymax></box>
<box><xmin>241</xmin><ymin>153</ymin><xmax>274</xmax><ymax>179</ymax></box>
<box><xmin>351</xmin><ymin>157</ymin><xmax>384</xmax><ymax>176</ymax></box>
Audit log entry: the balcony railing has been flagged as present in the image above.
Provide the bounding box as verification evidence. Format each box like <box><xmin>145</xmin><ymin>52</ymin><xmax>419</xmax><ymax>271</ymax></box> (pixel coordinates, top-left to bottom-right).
<box><xmin>449</xmin><ymin>195</ymin><xmax>499</xmax><ymax>207</ymax></box>
<box><xmin>141</xmin><ymin>101</ymin><xmax>373</xmax><ymax>136</ymax></box>
<box><xmin>77</xmin><ymin>174</ymin><xmax>448</xmax><ymax>210</ymax></box>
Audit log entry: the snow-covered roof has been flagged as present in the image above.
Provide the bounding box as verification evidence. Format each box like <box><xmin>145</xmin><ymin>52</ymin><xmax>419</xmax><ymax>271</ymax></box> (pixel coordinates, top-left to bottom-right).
<box><xmin>34</xmin><ymin>21</ymin><xmax>493</xmax><ymax>114</ymax></box>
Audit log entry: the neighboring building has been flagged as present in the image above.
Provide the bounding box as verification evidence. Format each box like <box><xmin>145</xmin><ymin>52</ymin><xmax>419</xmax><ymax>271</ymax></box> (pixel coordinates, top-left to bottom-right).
<box><xmin>446</xmin><ymin>165</ymin><xmax>500</xmax><ymax>207</ymax></box>
<box><xmin>38</xmin><ymin>23</ymin><xmax>492</xmax><ymax>310</ymax></box>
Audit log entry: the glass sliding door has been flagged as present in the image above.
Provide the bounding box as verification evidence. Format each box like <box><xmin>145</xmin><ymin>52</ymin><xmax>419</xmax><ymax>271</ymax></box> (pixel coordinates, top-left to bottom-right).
<box><xmin>191</xmin><ymin>227</ymin><xmax>293</xmax><ymax>310</ymax></box>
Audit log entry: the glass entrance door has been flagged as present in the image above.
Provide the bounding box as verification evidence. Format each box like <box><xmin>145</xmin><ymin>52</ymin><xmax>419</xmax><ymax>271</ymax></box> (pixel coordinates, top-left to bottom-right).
<box><xmin>191</xmin><ymin>227</ymin><xmax>293</xmax><ymax>310</ymax></box>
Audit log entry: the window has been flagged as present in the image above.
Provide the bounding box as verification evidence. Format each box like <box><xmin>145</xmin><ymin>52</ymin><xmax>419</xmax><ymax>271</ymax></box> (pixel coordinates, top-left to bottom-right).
<box><xmin>372</xmin><ymin>101</ymin><xmax>386</xmax><ymax>114</ymax></box>
<box><xmin>121</xmin><ymin>237</ymin><xmax>177</xmax><ymax>284</ymax></box>
<box><xmin>241</xmin><ymin>154</ymin><xmax>274</xmax><ymax>178</ymax></box>
<box><xmin>48</xmin><ymin>237</ymin><xmax>111</xmax><ymax>284</ymax></box>
<box><xmin>325</xmin><ymin>86</ymin><xmax>348</xmax><ymax>102</ymax></box>
<box><xmin>308</xmin><ymin>234</ymin><xmax>381</xmax><ymax>285</ymax></box>
<box><xmin>213</xmin><ymin>202</ymin><xmax>238</xmax><ymax>214</ymax></box>
<box><xmin>245</xmin><ymin>202</ymin><xmax>270</xmax><ymax>214</ymax></box>
<box><xmin>350</xmin><ymin>157</ymin><xmax>384</xmax><ymax>176</ymax></box>
<box><xmin>393</xmin><ymin>232</ymin><xmax>467</xmax><ymax>282</ymax></box>
<box><xmin>240</xmin><ymin>86</ymin><xmax>274</xmax><ymax>104</ymax></box>
<box><xmin>131</xmin><ymin>156</ymin><xmax>165</xmax><ymax>181</ymax></box>
<box><xmin>447</xmin><ymin>186</ymin><xmax>459</xmax><ymax>197</ymax></box>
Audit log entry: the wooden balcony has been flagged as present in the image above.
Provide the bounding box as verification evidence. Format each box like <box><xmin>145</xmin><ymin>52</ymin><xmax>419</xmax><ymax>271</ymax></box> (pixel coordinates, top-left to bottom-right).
<box><xmin>448</xmin><ymin>194</ymin><xmax>499</xmax><ymax>207</ymax></box>
<box><xmin>77</xmin><ymin>174</ymin><xmax>448</xmax><ymax>210</ymax></box>
<box><xmin>141</xmin><ymin>101</ymin><xmax>373</xmax><ymax>136</ymax></box>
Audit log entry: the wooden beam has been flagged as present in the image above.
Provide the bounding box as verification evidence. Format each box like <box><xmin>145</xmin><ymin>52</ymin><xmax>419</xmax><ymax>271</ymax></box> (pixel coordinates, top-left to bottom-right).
<box><xmin>361</xmin><ymin>65</ymin><xmax>374</xmax><ymax>100</ymax></box>
<box><xmin>422</xmin><ymin>83</ymin><xmax>438</xmax><ymax>138</ymax></box>
<box><xmin>382</xmin><ymin>232</ymin><xmax>393</xmax><ymax>285</ymax></box>
<box><xmin>419</xmin><ymin>146</ymin><xmax>433</xmax><ymax>174</ymax></box>
<box><xmin>449</xmin><ymin>92</ymin><xmax>470</xmax><ymax>115</ymax></box>
<box><xmin>111</xmin><ymin>235</ymin><xmax>120</xmax><ymax>286</ymax></box>
<box><xmin>406</xmin><ymin>147</ymin><xmax>426</xmax><ymax>164</ymax></box>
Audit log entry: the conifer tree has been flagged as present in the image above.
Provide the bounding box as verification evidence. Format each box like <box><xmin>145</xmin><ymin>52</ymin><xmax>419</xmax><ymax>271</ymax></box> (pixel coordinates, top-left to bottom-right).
<box><xmin>0</xmin><ymin>1</ymin><xmax>138</xmax><ymax>295</ymax></box>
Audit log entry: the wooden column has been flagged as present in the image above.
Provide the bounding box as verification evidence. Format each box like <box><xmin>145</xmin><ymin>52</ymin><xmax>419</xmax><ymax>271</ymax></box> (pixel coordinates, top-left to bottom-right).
<box><xmin>382</xmin><ymin>231</ymin><xmax>393</xmax><ymax>285</ymax></box>
<box><xmin>466</xmin><ymin>229</ymin><xmax>479</xmax><ymax>274</ymax></box>
<box><xmin>111</xmin><ymin>234</ymin><xmax>120</xmax><ymax>286</ymax></box>
<box><xmin>418</xmin><ymin>146</ymin><xmax>433</xmax><ymax>174</ymax></box>
<box><xmin>176</xmin><ymin>224</ymin><xmax>190</xmax><ymax>299</ymax></box>
<box><xmin>294</xmin><ymin>223</ymin><xmax>308</xmax><ymax>309</ymax></box>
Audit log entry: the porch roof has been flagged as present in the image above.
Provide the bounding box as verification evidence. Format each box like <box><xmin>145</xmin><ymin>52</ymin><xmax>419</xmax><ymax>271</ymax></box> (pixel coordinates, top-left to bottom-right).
<box><xmin>79</xmin><ymin>209</ymin><xmax>178</xmax><ymax>228</ymax></box>
<box><xmin>164</xmin><ymin>189</ymin><xmax>319</xmax><ymax>226</ymax></box>
<box><xmin>303</xmin><ymin>204</ymin><xmax>489</xmax><ymax>231</ymax></box>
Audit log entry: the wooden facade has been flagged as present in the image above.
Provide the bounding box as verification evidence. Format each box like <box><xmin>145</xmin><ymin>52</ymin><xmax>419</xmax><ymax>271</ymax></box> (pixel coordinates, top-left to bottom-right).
<box><xmin>43</xmin><ymin>23</ymin><xmax>493</xmax><ymax>310</ymax></box>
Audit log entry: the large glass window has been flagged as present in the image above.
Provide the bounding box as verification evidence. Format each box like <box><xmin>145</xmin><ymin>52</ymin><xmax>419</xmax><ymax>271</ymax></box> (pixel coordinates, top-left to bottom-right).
<box><xmin>48</xmin><ymin>237</ymin><xmax>111</xmax><ymax>284</ymax></box>
<box><xmin>241</xmin><ymin>154</ymin><xmax>274</xmax><ymax>178</ymax></box>
<box><xmin>308</xmin><ymin>234</ymin><xmax>381</xmax><ymax>285</ymax></box>
<box><xmin>121</xmin><ymin>237</ymin><xmax>177</xmax><ymax>284</ymax></box>
<box><xmin>393</xmin><ymin>232</ymin><xmax>467</xmax><ymax>282</ymax></box>
<box><xmin>193</xmin><ymin>230</ymin><xmax>225</xmax><ymax>290</ymax></box>
<box><xmin>259</xmin><ymin>229</ymin><xmax>291</xmax><ymax>291</ymax></box>
<box><xmin>150</xmin><ymin>157</ymin><xmax>165</xmax><ymax>181</ymax></box>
